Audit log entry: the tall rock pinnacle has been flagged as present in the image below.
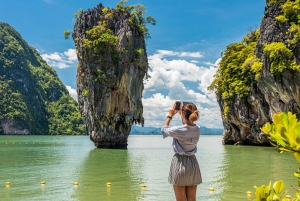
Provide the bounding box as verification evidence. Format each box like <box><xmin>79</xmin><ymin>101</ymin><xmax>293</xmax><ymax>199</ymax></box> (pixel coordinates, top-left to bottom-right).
<box><xmin>73</xmin><ymin>3</ymin><xmax>151</xmax><ymax>148</ymax></box>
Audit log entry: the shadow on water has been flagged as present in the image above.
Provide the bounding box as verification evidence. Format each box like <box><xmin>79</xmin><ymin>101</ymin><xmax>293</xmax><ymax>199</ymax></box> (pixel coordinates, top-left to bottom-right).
<box><xmin>217</xmin><ymin>145</ymin><xmax>299</xmax><ymax>201</ymax></box>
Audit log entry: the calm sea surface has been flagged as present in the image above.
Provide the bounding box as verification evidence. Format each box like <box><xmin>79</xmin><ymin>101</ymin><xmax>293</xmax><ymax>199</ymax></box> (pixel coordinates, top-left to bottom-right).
<box><xmin>0</xmin><ymin>135</ymin><xmax>298</xmax><ymax>201</ymax></box>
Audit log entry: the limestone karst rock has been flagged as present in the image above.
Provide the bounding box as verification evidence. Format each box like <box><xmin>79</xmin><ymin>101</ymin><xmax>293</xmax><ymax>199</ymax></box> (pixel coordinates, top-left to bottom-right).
<box><xmin>211</xmin><ymin>1</ymin><xmax>300</xmax><ymax>145</ymax></box>
<box><xmin>73</xmin><ymin>3</ymin><xmax>149</xmax><ymax>148</ymax></box>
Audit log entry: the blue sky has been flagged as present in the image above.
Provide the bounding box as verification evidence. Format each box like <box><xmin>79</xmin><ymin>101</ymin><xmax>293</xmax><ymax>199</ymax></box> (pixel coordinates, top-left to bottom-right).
<box><xmin>0</xmin><ymin>0</ymin><xmax>266</xmax><ymax>128</ymax></box>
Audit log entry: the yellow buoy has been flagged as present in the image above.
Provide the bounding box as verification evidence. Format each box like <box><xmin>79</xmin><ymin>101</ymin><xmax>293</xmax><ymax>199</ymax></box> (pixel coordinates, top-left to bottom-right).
<box><xmin>74</xmin><ymin>182</ymin><xmax>79</xmax><ymax>186</ymax></box>
<box><xmin>5</xmin><ymin>182</ymin><xmax>10</xmax><ymax>185</ymax></box>
<box><xmin>286</xmin><ymin>195</ymin><xmax>292</xmax><ymax>199</ymax></box>
<box><xmin>246</xmin><ymin>191</ymin><xmax>252</xmax><ymax>196</ymax></box>
<box><xmin>140</xmin><ymin>184</ymin><xmax>146</xmax><ymax>188</ymax></box>
<box><xmin>209</xmin><ymin>188</ymin><xmax>214</xmax><ymax>191</ymax></box>
<box><xmin>40</xmin><ymin>181</ymin><xmax>46</xmax><ymax>184</ymax></box>
<box><xmin>107</xmin><ymin>182</ymin><xmax>112</xmax><ymax>187</ymax></box>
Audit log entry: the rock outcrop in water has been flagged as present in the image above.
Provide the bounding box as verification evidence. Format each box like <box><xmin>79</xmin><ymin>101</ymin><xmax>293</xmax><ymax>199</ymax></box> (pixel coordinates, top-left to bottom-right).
<box><xmin>209</xmin><ymin>0</ymin><xmax>300</xmax><ymax>145</ymax></box>
<box><xmin>73</xmin><ymin>3</ymin><xmax>152</xmax><ymax>148</ymax></box>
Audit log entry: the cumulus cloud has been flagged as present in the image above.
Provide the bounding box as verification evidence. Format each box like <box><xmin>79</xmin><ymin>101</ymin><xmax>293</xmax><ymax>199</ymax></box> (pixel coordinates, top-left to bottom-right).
<box><xmin>41</xmin><ymin>49</ymin><xmax>77</xmax><ymax>68</ymax></box>
<box><xmin>153</xmin><ymin>50</ymin><xmax>203</xmax><ymax>59</ymax></box>
<box><xmin>66</xmin><ymin>85</ymin><xmax>78</xmax><ymax>100</ymax></box>
<box><xmin>142</xmin><ymin>93</ymin><xmax>222</xmax><ymax>128</ymax></box>
<box><xmin>142</xmin><ymin>50</ymin><xmax>223</xmax><ymax>128</ymax></box>
<box><xmin>41</xmin><ymin>48</ymin><xmax>222</xmax><ymax>128</ymax></box>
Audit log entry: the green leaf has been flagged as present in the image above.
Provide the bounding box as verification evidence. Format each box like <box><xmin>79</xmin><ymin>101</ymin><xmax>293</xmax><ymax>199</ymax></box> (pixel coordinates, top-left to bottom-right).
<box><xmin>279</xmin><ymin>112</ymin><xmax>289</xmax><ymax>130</ymax></box>
<box><xmin>262</xmin><ymin>122</ymin><xmax>272</xmax><ymax>135</ymax></box>
<box><xmin>294</xmin><ymin>123</ymin><xmax>300</xmax><ymax>144</ymax></box>
<box><xmin>272</xmin><ymin>194</ymin><xmax>280</xmax><ymax>201</ymax></box>
<box><xmin>294</xmin><ymin>152</ymin><xmax>300</xmax><ymax>163</ymax></box>
<box><xmin>274</xmin><ymin>113</ymin><xmax>283</xmax><ymax>126</ymax></box>
<box><xmin>273</xmin><ymin>180</ymin><xmax>285</xmax><ymax>195</ymax></box>
<box><xmin>269</xmin><ymin>134</ymin><xmax>288</xmax><ymax>148</ymax></box>
<box><xmin>288</xmin><ymin>112</ymin><xmax>298</xmax><ymax>127</ymax></box>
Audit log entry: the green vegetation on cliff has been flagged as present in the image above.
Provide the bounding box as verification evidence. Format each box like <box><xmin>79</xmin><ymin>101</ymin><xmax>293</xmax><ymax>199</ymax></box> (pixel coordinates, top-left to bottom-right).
<box><xmin>0</xmin><ymin>22</ymin><xmax>86</xmax><ymax>135</ymax></box>
<box><xmin>65</xmin><ymin>0</ymin><xmax>155</xmax><ymax>94</ymax></box>
<box><xmin>208</xmin><ymin>29</ymin><xmax>260</xmax><ymax>117</ymax></box>
<box><xmin>209</xmin><ymin>0</ymin><xmax>300</xmax><ymax>119</ymax></box>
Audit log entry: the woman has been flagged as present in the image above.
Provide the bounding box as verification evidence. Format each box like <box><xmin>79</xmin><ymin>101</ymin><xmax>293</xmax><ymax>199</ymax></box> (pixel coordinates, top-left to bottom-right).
<box><xmin>161</xmin><ymin>102</ymin><xmax>202</xmax><ymax>201</ymax></box>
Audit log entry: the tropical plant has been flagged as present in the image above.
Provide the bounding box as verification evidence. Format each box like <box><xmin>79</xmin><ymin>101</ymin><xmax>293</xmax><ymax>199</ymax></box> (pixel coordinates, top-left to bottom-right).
<box><xmin>63</xmin><ymin>30</ymin><xmax>71</xmax><ymax>40</ymax></box>
<box><xmin>261</xmin><ymin>112</ymin><xmax>300</xmax><ymax>161</ymax></box>
<box><xmin>73</xmin><ymin>8</ymin><xmax>83</xmax><ymax>21</ymax></box>
<box><xmin>253</xmin><ymin>180</ymin><xmax>290</xmax><ymax>201</ymax></box>
<box><xmin>256</xmin><ymin>112</ymin><xmax>300</xmax><ymax>201</ymax></box>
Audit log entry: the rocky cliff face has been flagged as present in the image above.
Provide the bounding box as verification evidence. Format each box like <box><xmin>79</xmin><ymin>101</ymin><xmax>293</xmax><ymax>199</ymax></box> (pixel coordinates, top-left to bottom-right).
<box><xmin>217</xmin><ymin>1</ymin><xmax>300</xmax><ymax>145</ymax></box>
<box><xmin>73</xmin><ymin>4</ymin><xmax>148</xmax><ymax>148</ymax></box>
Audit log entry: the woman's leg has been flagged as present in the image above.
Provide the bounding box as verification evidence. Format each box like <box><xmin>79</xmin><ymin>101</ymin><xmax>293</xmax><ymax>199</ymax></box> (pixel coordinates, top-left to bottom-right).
<box><xmin>186</xmin><ymin>185</ymin><xmax>197</xmax><ymax>201</ymax></box>
<box><xmin>173</xmin><ymin>185</ymin><xmax>187</xmax><ymax>201</ymax></box>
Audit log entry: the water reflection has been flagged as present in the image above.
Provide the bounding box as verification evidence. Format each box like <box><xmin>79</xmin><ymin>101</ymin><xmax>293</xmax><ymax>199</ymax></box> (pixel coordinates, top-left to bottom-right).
<box><xmin>2</xmin><ymin>135</ymin><xmax>297</xmax><ymax>201</ymax></box>
<box><xmin>196</xmin><ymin>135</ymin><xmax>227</xmax><ymax>201</ymax></box>
<box><xmin>73</xmin><ymin>148</ymin><xmax>142</xmax><ymax>201</ymax></box>
<box><xmin>0</xmin><ymin>136</ymin><xmax>93</xmax><ymax>201</ymax></box>
<box><xmin>218</xmin><ymin>145</ymin><xmax>299</xmax><ymax>201</ymax></box>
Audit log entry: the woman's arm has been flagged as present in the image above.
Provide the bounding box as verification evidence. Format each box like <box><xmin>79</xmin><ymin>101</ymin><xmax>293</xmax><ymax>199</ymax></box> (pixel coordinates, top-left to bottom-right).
<box><xmin>163</xmin><ymin>108</ymin><xmax>176</xmax><ymax>126</ymax></box>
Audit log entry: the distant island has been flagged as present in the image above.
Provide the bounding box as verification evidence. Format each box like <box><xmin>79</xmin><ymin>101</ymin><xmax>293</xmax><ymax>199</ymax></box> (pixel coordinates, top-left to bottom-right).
<box><xmin>130</xmin><ymin>125</ymin><xmax>223</xmax><ymax>135</ymax></box>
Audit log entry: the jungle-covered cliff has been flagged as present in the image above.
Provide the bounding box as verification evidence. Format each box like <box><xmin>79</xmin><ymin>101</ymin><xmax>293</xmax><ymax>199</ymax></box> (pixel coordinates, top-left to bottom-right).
<box><xmin>0</xmin><ymin>22</ymin><xmax>86</xmax><ymax>135</ymax></box>
<box><xmin>72</xmin><ymin>2</ymin><xmax>154</xmax><ymax>148</ymax></box>
<box><xmin>209</xmin><ymin>0</ymin><xmax>300</xmax><ymax>145</ymax></box>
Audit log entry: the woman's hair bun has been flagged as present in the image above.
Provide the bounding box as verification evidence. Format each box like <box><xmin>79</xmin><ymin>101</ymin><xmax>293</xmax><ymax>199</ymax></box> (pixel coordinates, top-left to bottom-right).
<box><xmin>189</xmin><ymin>110</ymin><xmax>199</xmax><ymax>122</ymax></box>
<box><xmin>183</xmin><ymin>103</ymin><xmax>199</xmax><ymax>122</ymax></box>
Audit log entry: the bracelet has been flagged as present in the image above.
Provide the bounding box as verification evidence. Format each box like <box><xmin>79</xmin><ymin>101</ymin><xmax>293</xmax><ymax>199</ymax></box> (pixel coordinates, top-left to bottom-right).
<box><xmin>167</xmin><ymin>116</ymin><xmax>172</xmax><ymax>119</ymax></box>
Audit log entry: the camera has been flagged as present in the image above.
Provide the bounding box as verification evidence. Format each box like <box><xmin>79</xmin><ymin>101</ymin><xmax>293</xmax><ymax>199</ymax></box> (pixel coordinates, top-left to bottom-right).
<box><xmin>175</xmin><ymin>101</ymin><xmax>181</xmax><ymax>110</ymax></box>
<box><xmin>175</xmin><ymin>101</ymin><xmax>190</xmax><ymax>111</ymax></box>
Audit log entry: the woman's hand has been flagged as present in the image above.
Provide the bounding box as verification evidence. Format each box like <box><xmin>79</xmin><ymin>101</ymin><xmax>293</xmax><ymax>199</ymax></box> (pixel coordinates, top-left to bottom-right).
<box><xmin>168</xmin><ymin>108</ymin><xmax>176</xmax><ymax>117</ymax></box>
<box><xmin>169</xmin><ymin>102</ymin><xmax>180</xmax><ymax>117</ymax></box>
<box><xmin>163</xmin><ymin>104</ymin><xmax>178</xmax><ymax>126</ymax></box>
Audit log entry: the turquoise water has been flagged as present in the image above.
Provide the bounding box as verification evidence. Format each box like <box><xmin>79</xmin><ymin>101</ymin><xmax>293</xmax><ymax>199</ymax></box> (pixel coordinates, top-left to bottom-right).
<box><xmin>0</xmin><ymin>135</ymin><xmax>298</xmax><ymax>201</ymax></box>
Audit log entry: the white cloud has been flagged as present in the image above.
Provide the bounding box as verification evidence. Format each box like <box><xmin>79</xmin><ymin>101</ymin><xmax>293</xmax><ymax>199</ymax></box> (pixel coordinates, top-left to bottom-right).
<box><xmin>41</xmin><ymin>49</ymin><xmax>77</xmax><ymax>69</ymax></box>
<box><xmin>142</xmin><ymin>93</ymin><xmax>222</xmax><ymax>128</ymax></box>
<box><xmin>153</xmin><ymin>50</ymin><xmax>203</xmax><ymax>59</ymax></box>
<box><xmin>40</xmin><ymin>48</ymin><xmax>222</xmax><ymax>128</ymax></box>
<box><xmin>64</xmin><ymin>49</ymin><xmax>78</xmax><ymax>62</ymax></box>
<box><xmin>143</xmin><ymin>50</ymin><xmax>223</xmax><ymax>128</ymax></box>
<box><xmin>178</xmin><ymin>52</ymin><xmax>203</xmax><ymax>58</ymax></box>
<box><xmin>66</xmin><ymin>85</ymin><xmax>77</xmax><ymax>100</ymax></box>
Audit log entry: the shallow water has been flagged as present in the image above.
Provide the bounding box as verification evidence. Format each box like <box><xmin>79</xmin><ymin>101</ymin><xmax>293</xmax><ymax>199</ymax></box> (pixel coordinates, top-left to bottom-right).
<box><xmin>0</xmin><ymin>135</ymin><xmax>298</xmax><ymax>201</ymax></box>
